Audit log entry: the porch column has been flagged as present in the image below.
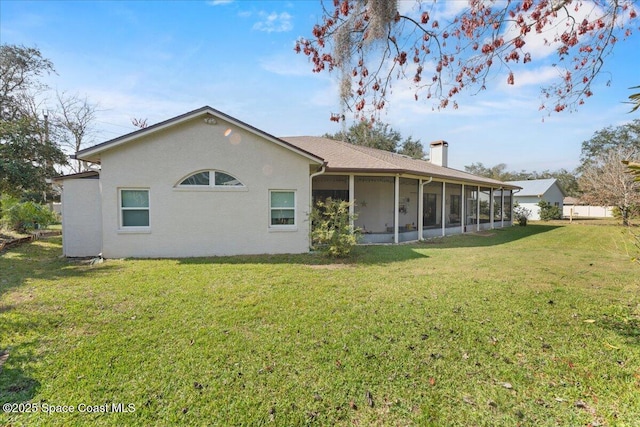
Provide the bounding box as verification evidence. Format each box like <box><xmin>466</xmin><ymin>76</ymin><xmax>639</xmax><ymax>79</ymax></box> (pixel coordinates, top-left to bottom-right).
<box><xmin>348</xmin><ymin>174</ymin><xmax>355</xmax><ymax>230</ymax></box>
<box><xmin>418</xmin><ymin>179</ymin><xmax>424</xmax><ymax>240</ymax></box>
<box><xmin>501</xmin><ymin>189</ymin><xmax>505</xmax><ymax>228</ymax></box>
<box><xmin>476</xmin><ymin>186</ymin><xmax>480</xmax><ymax>231</ymax></box>
<box><xmin>441</xmin><ymin>181</ymin><xmax>446</xmax><ymax>236</ymax></box>
<box><xmin>394</xmin><ymin>175</ymin><xmax>399</xmax><ymax>244</ymax></box>
<box><xmin>489</xmin><ymin>188</ymin><xmax>494</xmax><ymax>229</ymax></box>
<box><xmin>461</xmin><ymin>184</ymin><xmax>465</xmax><ymax>234</ymax></box>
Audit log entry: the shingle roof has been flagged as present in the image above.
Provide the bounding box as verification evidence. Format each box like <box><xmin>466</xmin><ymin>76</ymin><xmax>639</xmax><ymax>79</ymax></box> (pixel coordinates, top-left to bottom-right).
<box><xmin>52</xmin><ymin>170</ymin><xmax>100</xmax><ymax>182</ymax></box>
<box><xmin>281</xmin><ymin>136</ymin><xmax>519</xmax><ymax>189</ymax></box>
<box><xmin>505</xmin><ymin>178</ymin><xmax>565</xmax><ymax>197</ymax></box>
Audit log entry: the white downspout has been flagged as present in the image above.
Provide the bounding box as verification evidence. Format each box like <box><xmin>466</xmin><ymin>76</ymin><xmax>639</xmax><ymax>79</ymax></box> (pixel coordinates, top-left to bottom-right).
<box><xmin>309</xmin><ymin>165</ymin><xmax>326</xmax><ymax>205</ymax></box>
<box><xmin>418</xmin><ymin>177</ymin><xmax>433</xmax><ymax>241</ymax></box>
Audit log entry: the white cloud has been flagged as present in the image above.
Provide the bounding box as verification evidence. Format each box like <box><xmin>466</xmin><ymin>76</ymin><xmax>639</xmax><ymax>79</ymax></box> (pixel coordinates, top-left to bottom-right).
<box><xmin>207</xmin><ymin>0</ymin><xmax>234</xmax><ymax>6</ymax></box>
<box><xmin>253</xmin><ymin>11</ymin><xmax>293</xmax><ymax>33</ymax></box>
<box><xmin>499</xmin><ymin>66</ymin><xmax>561</xmax><ymax>89</ymax></box>
<box><xmin>500</xmin><ymin>0</ymin><xmax>607</xmax><ymax>60</ymax></box>
<box><xmin>259</xmin><ymin>51</ymin><xmax>326</xmax><ymax>77</ymax></box>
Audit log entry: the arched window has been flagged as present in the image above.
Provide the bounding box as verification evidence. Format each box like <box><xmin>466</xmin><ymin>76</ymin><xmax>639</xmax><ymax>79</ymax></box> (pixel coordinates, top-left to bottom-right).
<box><xmin>177</xmin><ymin>170</ymin><xmax>244</xmax><ymax>188</ymax></box>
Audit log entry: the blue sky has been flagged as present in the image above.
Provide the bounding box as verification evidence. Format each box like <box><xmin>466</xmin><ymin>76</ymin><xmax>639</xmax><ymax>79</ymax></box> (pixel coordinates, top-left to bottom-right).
<box><xmin>1</xmin><ymin>0</ymin><xmax>637</xmax><ymax>171</ymax></box>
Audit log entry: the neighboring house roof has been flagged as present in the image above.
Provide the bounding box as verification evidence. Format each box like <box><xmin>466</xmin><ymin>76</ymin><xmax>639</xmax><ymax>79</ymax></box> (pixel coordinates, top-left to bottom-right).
<box><xmin>505</xmin><ymin>178</ymin><xmax>566</xmax><ymax>197</ymax></box>
<box><xmin>74</xmin><ymin>106</ymin><xmax>325</xmax><ymax>166</ymax></box>
<box><xmin>282</xmin><ymin>136</ymin><xmax>520</xmax><ymax>189</ymax></box>
<box><xmin>52</xmin><ymin>170</ymin><xmax>100</xmax><ymax>182</ymax></box>
<box><xmin>563</xmin><ymin>196</ymin><xmax>579</xmax><ymax>205</ymax></box>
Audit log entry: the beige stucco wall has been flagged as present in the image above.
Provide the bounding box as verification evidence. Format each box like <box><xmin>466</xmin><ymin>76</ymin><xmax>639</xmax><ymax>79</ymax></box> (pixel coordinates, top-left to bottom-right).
<box><xmin>61</xmin><ymin>178</ymin><xmax>102</xmax><ymax>257</ymax></box>
<box><xmin>98</xmin><ymin>117</ymin><xmax>315</xmax><ymax>258</ymax></box>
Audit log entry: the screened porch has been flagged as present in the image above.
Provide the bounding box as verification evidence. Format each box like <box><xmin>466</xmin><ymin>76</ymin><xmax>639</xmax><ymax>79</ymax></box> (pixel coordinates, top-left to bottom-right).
<box><xmin>311</xmin><ymin>174</ymin><xmax>513</xmax><ymax>244</ymax></box>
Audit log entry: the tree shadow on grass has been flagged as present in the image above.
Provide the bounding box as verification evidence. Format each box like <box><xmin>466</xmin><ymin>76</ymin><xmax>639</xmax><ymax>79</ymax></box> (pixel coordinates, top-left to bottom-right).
<box><xmin>0</xmin><ymin>236</ymin><xmax>121</xmax><ymax>299</ymax></box>
<box><xmin>423</xmin><ymin>224</ymin><xmax>562</xmax><ymax>249</ymax></box>
<box><xmin>0</xmin><ymin>237</ymin><xmax>120</xmax><ymax>406</ymax></box>
<box><xmin>599</xmin><ymin>312</ymin><xmax>640</xmax><ymax>346</ymax></box>
<box><xmin>0</xmin><ymin>346</ymin><xmax>40</xmax><ymax>405</ymax></box>
<box><xmin>178</xmin><ymin>225</ymin><xmax>561</xmax><ymax>267</ymax></box>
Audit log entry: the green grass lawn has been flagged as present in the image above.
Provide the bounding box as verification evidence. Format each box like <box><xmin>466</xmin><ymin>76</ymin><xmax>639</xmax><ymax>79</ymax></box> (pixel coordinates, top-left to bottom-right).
<box><xmin>1</xmin><ymin>223</ymin><xmax>639</xmax><ymax>426</ymax></box>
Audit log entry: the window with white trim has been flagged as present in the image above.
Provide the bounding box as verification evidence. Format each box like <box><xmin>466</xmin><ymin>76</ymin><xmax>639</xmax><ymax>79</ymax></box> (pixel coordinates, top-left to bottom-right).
<box><xmin>270</xmin><ymin>190</ymin><xmax>296</xmax><ymax>226</ymax></box>
<box><xmin>120</xmin><ymin>189</ymin><xmax>150</xmax><ymax>228</ymax></box>
<box><xmin>178</xmin><ymin>170</ymin><xmax>244</xmax><ymax>187</ymax></box>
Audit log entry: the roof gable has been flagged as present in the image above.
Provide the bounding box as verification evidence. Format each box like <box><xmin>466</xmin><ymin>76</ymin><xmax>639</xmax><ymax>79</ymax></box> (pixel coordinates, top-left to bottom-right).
<box><xmin>75</xmin><ymin>106</ymin><xmax>324</xmax><ymax>165</ymax></box>
<box><xmin>506</xmin><ymin>178</ymin><xmax>566</xmax><ymax>197</ymax></box>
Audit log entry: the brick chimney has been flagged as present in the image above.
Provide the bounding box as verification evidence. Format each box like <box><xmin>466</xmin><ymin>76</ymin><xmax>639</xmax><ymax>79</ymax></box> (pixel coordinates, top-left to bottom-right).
<box><xmin>429</xmin><ymin>140</ymin><xmax>448</xmax><ymax>167</ymax></box>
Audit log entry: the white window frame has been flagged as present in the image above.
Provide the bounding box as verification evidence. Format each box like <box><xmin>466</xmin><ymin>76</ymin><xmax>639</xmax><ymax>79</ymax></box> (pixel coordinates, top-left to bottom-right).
<box><xmin>269</xmin><ymin>190</ymin><xmax>297</xmax><ymax>231</ymax></box>
<box><xmin>119</xmin><ymin>188</ymin><xmax>151</xmax><ymax>233</ymax></box>
<box><xmin>174</xmin><ymin>169</ymin><xmax>247</xmax><ymax>192</ymax></box>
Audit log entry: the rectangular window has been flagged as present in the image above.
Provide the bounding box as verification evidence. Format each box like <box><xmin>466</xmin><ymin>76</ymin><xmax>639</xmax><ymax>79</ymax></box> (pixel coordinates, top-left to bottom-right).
<box><xmin>120</xmin><ymin>189</ymin><xmax>149</xmax><ymax>228</ymax></box>
<box><xmin>270</xmin><ymin>190</ymin><xmax>295</xmax><ymax>226</ymax></box>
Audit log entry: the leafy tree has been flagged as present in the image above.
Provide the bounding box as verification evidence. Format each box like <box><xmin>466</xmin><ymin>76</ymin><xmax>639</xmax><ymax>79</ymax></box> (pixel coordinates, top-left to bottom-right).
<box><xmin>545</xmin><ymin>169</ymin><xmax>579</xmax><ymax>198</ymax></box>
<box><xmin>464</xmin><ymin>163</ymin><xmax>580</xmax><ymax>196</ymax></box>
<box><xmin>0</xmin><ymin>116</ymin><xmax>67</xmax><ymax>201</ymax></box>
<box><xmin>325</xmin><ymin>121</ymin><xmax>425</xmax><ymax>158</ymax></box>
<box><xmin>398</xmin><ymin>136</ymin><xmax>426</xmax><ymax>159</ymax></box>
<box><xmin>578</xmin><ymin>147</ymin><xmax>640</xmax><ymax>226</ymax></box>
<box><xmin>580</xmin><ymin>119</ymin><xmax>640</xmax><ymax>169</ymax></box>
<box><xmin>464</xmin><ymin>163</ymin><xmax>510</xmax><ymax>181</ymax></box>
<box><xmin>0</xmin><ymin>44</ymin><xmax>67</xmax><ymax>201</ymax></box>
<box><xmin>326</xmin><ymin>121</ymin><xmax>399</xmax><ymax>151</ymax></box>
<box><xmin>296</xmin><ymin>0</ymin><xmax>638</xmax><ymax>120</ymax></box>
<box><xmin>0</xmin><ymin>44</ymin><xmax>55</xmax><ymax>121</ymax></box>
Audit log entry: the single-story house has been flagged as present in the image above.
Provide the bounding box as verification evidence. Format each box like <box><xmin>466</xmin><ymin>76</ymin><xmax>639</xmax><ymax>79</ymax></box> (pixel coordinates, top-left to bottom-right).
<box><xmin>562</xmin><ymin>197</ymin><xmax>613</xmax><ymax>218</ymax></box>
<box><xmin>54</xmin><ymin>106</ymin><xmax>520</xmax><ymax>258</ymax></box>
<box><xmin>505</xmin><ymin>178</ymin><xmax>565</xmax><ymax>220</ymax></box>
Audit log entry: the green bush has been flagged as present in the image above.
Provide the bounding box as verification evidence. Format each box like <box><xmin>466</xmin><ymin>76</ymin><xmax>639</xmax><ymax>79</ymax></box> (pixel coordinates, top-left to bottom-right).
<box><xmin>1</xmin><ymin>194</ymin><xmax>58</xmax><ymax>233</ymax></box>
<box><xmin>612</xmin><ymin>205</ymin><xmax>640</xmax><ymax>221</ymax></box>
<box><xmin>310</xmin><ymin>198</ymin><xmax>360</xmax><ymax>257</ymax></box>
<box><xmin>538</xmin><ymin>200</ymin><xmax>562</xmax><ymax>221</ymax></box>
<box><xmin>513</xmin><ymin>203</ymin><xmax>530</xmax><ymax>226</ymax></box>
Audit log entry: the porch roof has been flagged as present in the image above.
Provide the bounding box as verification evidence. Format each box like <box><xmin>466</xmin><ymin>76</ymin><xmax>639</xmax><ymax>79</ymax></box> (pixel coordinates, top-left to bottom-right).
<box><xmin>281</xmin><ymin>136</ymin><xmax>520</xmax><ymax>189</ymax></box>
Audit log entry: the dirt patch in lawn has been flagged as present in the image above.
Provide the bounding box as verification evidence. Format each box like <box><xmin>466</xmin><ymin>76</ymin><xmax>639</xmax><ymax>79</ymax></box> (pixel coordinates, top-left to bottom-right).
<box><xmin>469</xmin><ymin>231</ymin><xmax>496</xmax><ymax>237</ymax></box>
<box><xmin>306</xmin><ymin>264</ymin><xmax>354</xmax><ymax>270</ymax></box>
